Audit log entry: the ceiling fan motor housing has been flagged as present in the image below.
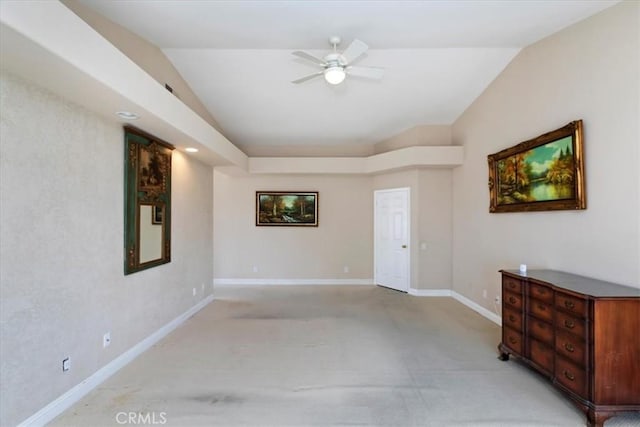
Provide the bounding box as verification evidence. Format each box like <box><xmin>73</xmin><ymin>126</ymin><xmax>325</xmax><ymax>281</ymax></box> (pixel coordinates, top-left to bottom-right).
<box><xmin>324</xmin><ymin>52</ymin><xmax>346</xmax><ymax>67</ymax></box>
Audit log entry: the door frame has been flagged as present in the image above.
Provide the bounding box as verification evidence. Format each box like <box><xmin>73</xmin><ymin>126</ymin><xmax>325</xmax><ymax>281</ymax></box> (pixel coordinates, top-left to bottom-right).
<box><xmin>373</xmin><ymin>187</ymin><xmax>411</xmax><ymax>292</ymax></box>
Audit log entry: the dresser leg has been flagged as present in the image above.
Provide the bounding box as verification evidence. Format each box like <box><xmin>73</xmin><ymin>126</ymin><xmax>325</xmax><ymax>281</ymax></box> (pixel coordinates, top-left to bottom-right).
<box><xmin>587</xmin><ymin>409</ymin><xmax>612</xmax><ymax>427</ymax></box>
<box><xmin>497</xmin><ymin>343</ymin><xmax>510</xmax><ymax>361</ymax></box>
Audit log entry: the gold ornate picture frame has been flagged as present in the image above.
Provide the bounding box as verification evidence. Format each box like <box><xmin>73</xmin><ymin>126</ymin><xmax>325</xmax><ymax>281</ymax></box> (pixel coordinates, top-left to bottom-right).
<box><xmin>488</xmin><ymin>120</ymin><xmax>586</xmax><ymax>213</ymax></box>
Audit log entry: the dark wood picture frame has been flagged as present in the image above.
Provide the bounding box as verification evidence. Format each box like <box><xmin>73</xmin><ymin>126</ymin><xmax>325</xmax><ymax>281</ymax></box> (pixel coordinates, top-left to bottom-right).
<box><xmin>256</xmin><ymin>191</ymin><xmax>319</xmax><ymax>226</ymax></box>
<box><xmin>488</xmin><ymin>120</ymin><xmax>585</xmax><ymax>213</ymax></box>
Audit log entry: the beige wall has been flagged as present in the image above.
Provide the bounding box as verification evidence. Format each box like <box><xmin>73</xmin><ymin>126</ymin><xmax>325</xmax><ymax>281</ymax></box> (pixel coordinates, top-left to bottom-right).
<box><xmin>0</xmin><ymin>72</ymin><xmax>214</xmax><ymax>426</ymax></box>
<box><xmin>372</xmin><ymin>169</ymin><xmax>453</xmax><ymax>290</ymax></box>
<box><xmin>418</xmin><ymin>169</ymin><xmax>453</xmax><ymax>289</ymax></box>
<box><xmin>451</xmin><ymin>0</ymin><xmax>640</xmax><ymax>312</ymax></box>
<box><xmin>213</xmin><ymin>168</ymin><xmax>453</xmax><ymax>290</ymax></box>
<box><xmin>213</xmin><ymin>171</ymin><xmax>373</xmax><ymax>280</ymax></box>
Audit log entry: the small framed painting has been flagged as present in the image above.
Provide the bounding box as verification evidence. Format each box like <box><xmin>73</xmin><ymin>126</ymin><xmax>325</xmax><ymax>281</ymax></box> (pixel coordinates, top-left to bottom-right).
<box><xmin>152</xmin><ymin>205</ymin><xmax>163</xmax><ymax>225</ymax></box>
<box><xmin>256</xmin><ymin>191</ymin><xmax>319</xmax><ymax>226</ymax></box>
<box><xmin>488</xmin><ymin>120</ymin><xmax>586</xmax><ymax>213</ymax></box>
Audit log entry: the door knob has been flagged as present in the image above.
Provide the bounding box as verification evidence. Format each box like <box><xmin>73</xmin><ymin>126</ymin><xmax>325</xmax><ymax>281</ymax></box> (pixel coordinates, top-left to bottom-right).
<box><xmin>402</xmin><ymin>245</ymin><xmax>407</xmax><ymax>248</ymax></box>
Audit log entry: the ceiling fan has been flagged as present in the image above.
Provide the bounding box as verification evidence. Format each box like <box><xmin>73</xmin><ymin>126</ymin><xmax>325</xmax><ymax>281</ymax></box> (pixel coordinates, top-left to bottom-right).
<box><xmin>292</xmin><ymin>36</ymin><xmax>385</xmax><ymax>85</ymax></box>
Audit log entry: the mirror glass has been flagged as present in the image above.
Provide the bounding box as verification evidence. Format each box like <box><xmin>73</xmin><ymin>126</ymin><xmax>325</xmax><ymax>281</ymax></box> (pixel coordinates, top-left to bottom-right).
<box><xmin>139</xmin><ymin>204</ymin><xmax>163</xmax><ymax>263</ymax></box>
<box><xmin>124</xmin><ymin>126</ymin><xmax>173</xmax><ymax>274</ymax></box>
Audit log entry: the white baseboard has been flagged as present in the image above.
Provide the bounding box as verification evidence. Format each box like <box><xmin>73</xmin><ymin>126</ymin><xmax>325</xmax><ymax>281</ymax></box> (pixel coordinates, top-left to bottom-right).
<box><xmin>451</xmin><ymin>291</ymin><xmax>502</xmax><ymax>326</ymax></box>
<box><xmin>408</xmin><ymin>288</ymin><xmax>452</xmax><ymax>297</ymax></box>
<box><xmin>18</xmin><ymin>295</ymin><xmax>215</xmax><ymax>427</ymax></box>
<box><xmin>407</xmin><ymin>288</ymin><xmax>501</xmax><ymax>326</ymax></box>
<box><xmin>214</xmin><ymin>278</ymin><xmax>374</xmax><ymax>286</ymax></box>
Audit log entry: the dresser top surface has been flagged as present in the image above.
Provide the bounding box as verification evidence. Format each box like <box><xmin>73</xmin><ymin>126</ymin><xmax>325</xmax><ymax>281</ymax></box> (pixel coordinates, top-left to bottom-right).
<box><xmin>501</xmin><ymin>269</ymin><xmax>640</xmax><ymax>298</ymax></box>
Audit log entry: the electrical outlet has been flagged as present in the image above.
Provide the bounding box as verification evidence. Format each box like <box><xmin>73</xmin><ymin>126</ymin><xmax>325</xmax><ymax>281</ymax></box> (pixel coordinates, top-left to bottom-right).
<box><xmin>103</xmin><ymin>332</ymin><xmax>111</xmax><ymax>348</ymax></box>
<box><xmin>62</xmin><ymin>357</ymin><xmax>70</xmax><ymax>372</ymax></box>
<box><xmin>252</xmin><ymin>265</ymin><xmax>258</xmax><ymax>273</ymax></box>
<box><xmin>201</xmin><ymin>283</ymin><xmax>205</xmax><ymax>292</ymax></box>
<box><xmin>192</xmin><ymin>287</ymin><xmax>196</xmax><ymax>296</ymax></box>
<box><xmin>343</xmin><ymin>266</ymin><xmax>349</xmax><ymax>273</ymax></box>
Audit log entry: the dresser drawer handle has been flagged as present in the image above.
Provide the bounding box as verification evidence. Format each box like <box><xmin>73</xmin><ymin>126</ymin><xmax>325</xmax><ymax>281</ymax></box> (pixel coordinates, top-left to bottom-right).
<box><xmin>536</xmin><ymin>288</ymin><xmax>547</xmax><ymax>295</ymax></box>
<box><xmin>508</xmin><ymin>282</ymin><xmax>516</xmax><ymax>289</ymax></box>
<box><xmin>564</xmin><ymin>300</ymin><xmax>575</xmax><ymax>309</ymax></box>
<box><xmin>563</xmin><ymin>370</ymin><xmax>575</xmax><ymax>381</ymax></box>
<box><xmin>564</xmin><ymin>319</ymin><xmax>575</xmax><ymax>329</ymax></box>
<box><xmin>538</xmin><ymin>304</ymin><xmax>546</xmax><ymax>311</ymax></box>
<box><xmin>508</xmin><ymin>315</ymin><xmax>516</xmax><ymax>322</ymax></box>
<box><xmin>509</xmin><ymin>337</ymin><xmax>518</xmax><ymax>345</ymax></box>
<box><xmin>509</xmin><ymin>296</ymin><xmax>517</xmax><ymax>304</ymax></box>
<box><xmin>564</xmin><ymin>343</ymin><xmax>575</xmax><ymax>353</ymax></box>
<box><xmin>537</xmin><ymin>322</ymin><xmax>546</xmax><ymax>330</ymax></box>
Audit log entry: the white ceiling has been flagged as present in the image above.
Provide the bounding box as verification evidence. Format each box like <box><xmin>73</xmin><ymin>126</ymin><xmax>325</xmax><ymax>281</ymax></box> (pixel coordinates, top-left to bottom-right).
<box><xmin>79</xmin><ymin>0</ymin><xmax>618</xmax><ymax>149</ymax></box>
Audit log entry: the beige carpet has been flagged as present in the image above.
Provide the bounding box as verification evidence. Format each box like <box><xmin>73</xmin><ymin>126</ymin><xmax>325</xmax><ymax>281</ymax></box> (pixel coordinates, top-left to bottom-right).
<box><xmin>52</xmin><ymin>285</ymin><xmax>639</xmax><ymax>426</ymax></box>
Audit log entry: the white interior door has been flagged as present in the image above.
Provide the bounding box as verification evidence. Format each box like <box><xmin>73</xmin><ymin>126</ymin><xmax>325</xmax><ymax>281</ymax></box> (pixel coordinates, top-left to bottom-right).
<box><xmin>374</xmin><ymin>188</ymin><xmax>410</xmax><ymax>292</ymax></box>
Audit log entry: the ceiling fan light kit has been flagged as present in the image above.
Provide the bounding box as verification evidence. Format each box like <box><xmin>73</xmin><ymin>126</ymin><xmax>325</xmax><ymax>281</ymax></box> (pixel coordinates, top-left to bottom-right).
<box><xmin>324</xmin><ymin>66</ymin><xmax>346</xmax><ymax>85</ymax></box>
<box><xmin>292</xmin><ymin>36</ymin><xmax>384</xmax><ymax>86</ymax></box>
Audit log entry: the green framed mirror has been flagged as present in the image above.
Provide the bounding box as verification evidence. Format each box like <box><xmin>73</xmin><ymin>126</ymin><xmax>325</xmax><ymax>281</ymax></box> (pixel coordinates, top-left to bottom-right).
<box><xmin>124</xmin><ymin>126</ymin><xmax>174</xmax><ymax>274</ymax></box>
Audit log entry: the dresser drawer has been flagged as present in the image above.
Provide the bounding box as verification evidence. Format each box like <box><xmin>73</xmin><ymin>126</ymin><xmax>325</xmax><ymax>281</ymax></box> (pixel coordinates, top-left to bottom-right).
<box><xmin>503</xmin><ymin>327</ymin><xmax>523</xmax><ymax>355</ymax></box>
<box><xmin>527</xmin><ymin>315</ymin><xmax>553</xmax><ymax>345</ymax></box>
<box><xmin>555</xmin><ymin>356</ymin><xmax>588</xmax><ymax>398</ymax></box>
<box><xmin>555</xmin><ymin>329</ymin><xmax>587</xmax><ymax>367</ymax></box>
<box><xmin>555</xmin><ymin>291</ymin><xmax>588</xmax><ymax>318</ymax></box>
<box><xmin>529</xmin><ymin>338</ymin><xmax>554</xmax><ymax>375</ymax></box>
<box><xmin>529</xmin><ymin>299</ymin><xmax>553</xmax><ymax>323</ymax></box>
<box><xmin>504</xmin><ymin>290</ymin><xmax>523</xmax><ymax>310</ymax></box>
<box><xmin>503</xmin><ymin>276</ymin><xmax>522</xmax><ymax>293</ymax></box>
<box><xmin>555</xmin><ymin>311</ymin><xmax>586</xmax><ymax>338</ymax></box>
<box><xmin>503</xmin><ymin>307</ymin><xmax>523</xmax><ymax>331</ymax></box>
<box><xmin>529</xmin><ymin>282</ymin><xmax>553</xmax><ymax>304</ymax></box>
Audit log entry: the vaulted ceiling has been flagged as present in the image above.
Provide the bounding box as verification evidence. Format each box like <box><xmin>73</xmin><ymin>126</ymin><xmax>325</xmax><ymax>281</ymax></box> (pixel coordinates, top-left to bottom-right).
<box><xmin>79</xmin><ymin>1</ymin><xmax>618</xmax><ymax>150</ymax></box>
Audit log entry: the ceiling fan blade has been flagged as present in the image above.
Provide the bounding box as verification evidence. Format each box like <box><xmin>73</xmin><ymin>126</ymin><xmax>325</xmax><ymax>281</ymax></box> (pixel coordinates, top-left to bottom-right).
<box><xmin>292</xmin><ymin>71</ymin><xmax>324</xmax><ymax>84</ymax></box>
<box><xmin>292</xmin><ymin>51</ymin><xmax>326</xmax><ymax>66</ymax></box>
<box><xmin>341</xmin><ymin>39</ymin><xmax>369</xmax><ymax>64</ymax></box>
<box><xmin>346</xmin><ymin>65</ymin><xmax>385</xmax><ymax>80</ymax></box>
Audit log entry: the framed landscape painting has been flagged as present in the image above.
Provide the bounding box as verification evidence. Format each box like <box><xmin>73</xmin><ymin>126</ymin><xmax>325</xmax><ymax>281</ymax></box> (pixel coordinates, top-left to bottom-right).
<box><xmin>256</xmin><ymin>191</ymin><xmax>319</xmax><ymax>226</ymax></box>
<box><xmin>488</xmin><ymin>120</ymin><xmax>585</xmax><ymax>213</ymax></box>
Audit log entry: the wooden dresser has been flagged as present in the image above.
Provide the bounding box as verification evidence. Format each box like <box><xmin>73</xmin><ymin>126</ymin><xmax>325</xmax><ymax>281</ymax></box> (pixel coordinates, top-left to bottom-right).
<box><xmin>498</xmin><ymin>269</ymin><xmax>640</xmax><ymax>427</ymax></box>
